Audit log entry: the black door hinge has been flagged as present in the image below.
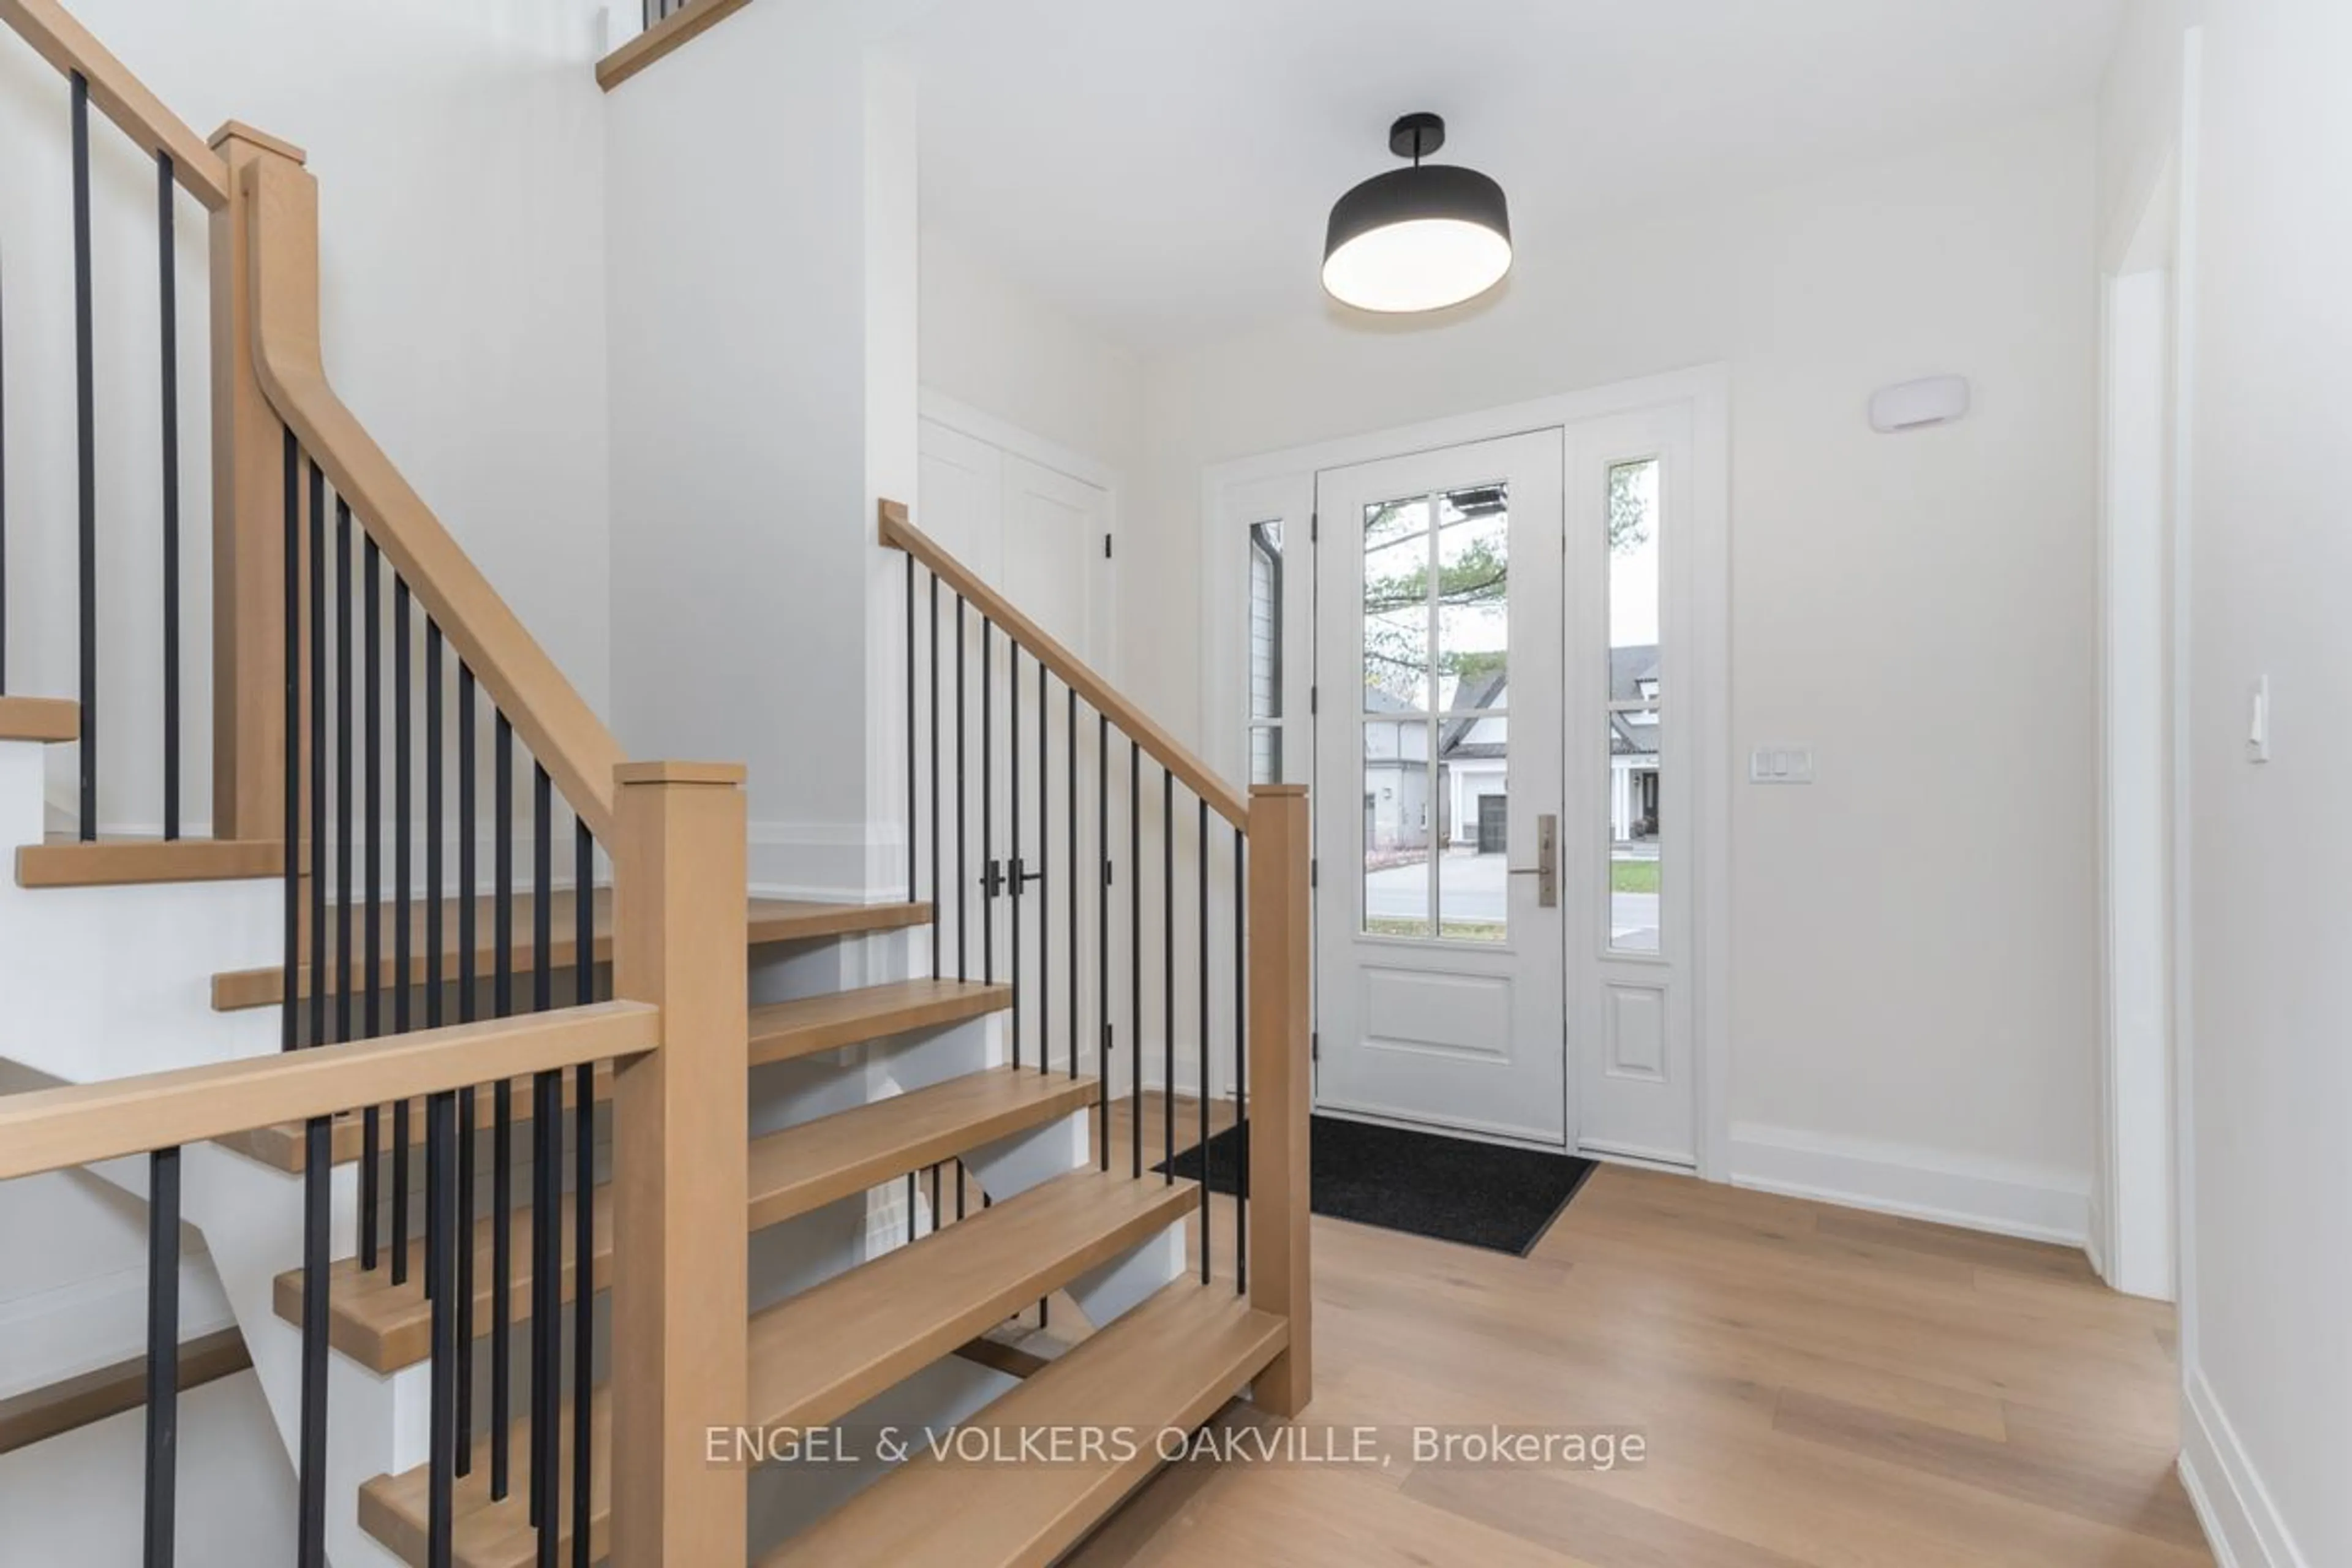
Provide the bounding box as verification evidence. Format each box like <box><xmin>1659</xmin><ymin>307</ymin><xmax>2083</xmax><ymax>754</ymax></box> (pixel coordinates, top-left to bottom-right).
<box><xmin>1104</xmin><ymin>532</ymin><xmax>1114</xmax><ymax>560</ymax></box>
<box><xmin>1311</xmin><ymin>1031</ymin><xmax>1321</xmax><ymax>1063</ymax></box>
<box><xmin>1310</xmin><ymin>685</ymin><xmax>1318</xmax><ymax>715</ymax></box>
<box><xmin>1310</xmin><ymin>511</ymin><xmax>1319</xmax><ymax>544</ymax></box>
<box><xmin>1310</xmin><ymin>858</ymin><xmax>1319</xmax><ymax>889</ymax></box>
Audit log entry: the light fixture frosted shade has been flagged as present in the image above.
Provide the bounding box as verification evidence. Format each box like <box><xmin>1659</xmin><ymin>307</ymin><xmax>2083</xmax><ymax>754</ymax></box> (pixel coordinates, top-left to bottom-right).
<box><xmin>1322</xmin><ymin>164</ymin><xmax>1512</xmax><ymax>314</ymax></box>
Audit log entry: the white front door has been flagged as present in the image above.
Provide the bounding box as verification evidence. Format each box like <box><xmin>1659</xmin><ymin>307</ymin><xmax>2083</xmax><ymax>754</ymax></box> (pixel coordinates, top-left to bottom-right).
<box><xmin>1314</xmin><ymin>431</ymin><xmax>1568</xmax><ymax>1145</ymax></box>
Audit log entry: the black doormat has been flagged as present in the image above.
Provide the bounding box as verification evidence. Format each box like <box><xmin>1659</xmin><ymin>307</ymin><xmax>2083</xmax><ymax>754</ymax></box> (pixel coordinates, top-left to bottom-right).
<box><xmin>1158</xmin><ymin>1115</ymin><xmax>1596</xmax><ymax>1256</ymax></box>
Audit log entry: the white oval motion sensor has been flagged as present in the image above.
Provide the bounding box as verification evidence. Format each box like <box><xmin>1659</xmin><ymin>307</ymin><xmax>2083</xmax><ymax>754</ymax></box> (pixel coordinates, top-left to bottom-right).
<box><xmin>1869</xmin><ymin>375</ymin><xmax>1970</xmax><ymax>433</ymax></box>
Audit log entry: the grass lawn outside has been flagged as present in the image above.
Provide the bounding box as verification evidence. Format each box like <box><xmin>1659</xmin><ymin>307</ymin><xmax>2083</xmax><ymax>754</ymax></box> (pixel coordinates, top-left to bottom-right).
<box><xmin>1611</xmin><ymin>857</ymin><xmax>1660</xmax><ymax>894</ymax></box>
<box><xmin>1365</xmin><ymin>918</ymin><xmax>1508</xmax><ymax>943</ymax></box>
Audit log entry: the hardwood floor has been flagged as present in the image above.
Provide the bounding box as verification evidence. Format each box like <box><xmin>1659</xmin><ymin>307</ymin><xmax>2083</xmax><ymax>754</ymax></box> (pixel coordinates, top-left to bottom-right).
<box><xmin>1060</xmin><ymin>1106</ymin><xmax>2204</xmax><ymax>1568</ymax></box>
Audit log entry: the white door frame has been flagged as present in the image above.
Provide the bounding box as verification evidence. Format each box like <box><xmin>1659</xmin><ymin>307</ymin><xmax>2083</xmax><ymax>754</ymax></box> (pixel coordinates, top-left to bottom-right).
<box><xmin>1199</xmin><ymin>366</ymin><xmax>1732</xmax><ymax>1177</ymax></box>
<box><xmin>2091</xmin><ymin>42</ymin><xmax>2194</xmax><ymax>1304</ymax></box>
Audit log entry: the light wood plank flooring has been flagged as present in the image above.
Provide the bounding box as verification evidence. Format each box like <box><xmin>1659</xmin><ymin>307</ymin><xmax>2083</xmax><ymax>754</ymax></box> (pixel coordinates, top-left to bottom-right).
<box><xmin>1057</xmin><ymin>1099</ymin><xmax>2203</xmax><ymax>1568</ymax></box>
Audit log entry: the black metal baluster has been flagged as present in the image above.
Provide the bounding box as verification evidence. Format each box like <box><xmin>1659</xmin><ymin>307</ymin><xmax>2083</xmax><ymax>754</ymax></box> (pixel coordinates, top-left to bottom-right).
<box><xmin>426</xmin><ymin>627</ymin><xmax>445</xmax><ymax>1040</ymax></box>
<box><xmin>425</xmin><ymin>1087</ymin><xmax>459</xmax><ymax>1568</ymax></box>
<box><xmin>1009</xmin><ymin>641</ymin><xmax>1019</xmax><ymax>1067</ymax></box>
<box><xmin>279</xmin><ymin>431</ymin><xmax>327</xmax><ymax>1568</ymax></box>
<box><xmin>298</xmin><ymin>1112</ymin><xmax>330</xmax><ymax>1568</ymax></box>
<box><xmin>930</xmin><ymin>577</ymin><xmax>941</xmax><ymax>981</ymax></box>
<box><xmin>571</xmin><ymin>818</ymin><xmax>595</xmax><ymax>1568</ymax></box>
<box><xmin>1198</xmin><ymin>797</ymin><xmax>1211</xmax><ymax>1280</ymax></box>
<box><xmin>906</xmin><ymin>557</ymin><xmax>917</xmax><ymax>907</ymax></box>
<box><xmin>1098</xmin><ymin>713</ymin><xmax>1109</xmax><ymax>1172</ymax></box>
<box><xmin>456</xmin><ymin>668</ymin><xmax>478</xmax><ymax>1467</ymax></box>
<box><xmin>422</xmin><ymin>623</ymin><xmax>444</xmax><ymax>1316</ymax></box>
<box><xmin>491</xmin><ymin>715</ymin><xmax>514</xmax><ymax>1498</ymax></box>
<box><xmin>956</xmin><ymin>598</ymin><xmax>967</xmax><ymax>983</ymax></box>
<box><xmin>361</xmin><ymin>538</ymin><xmax>382</xmax><ymax>1272</ymax></box>
<box><xmin>309</xmin><ymin>466</ymin><xmax>327</xmax><ymax>1061</ymax></box>
<box><xmin>982</xmin><ymin>620</ymin><xmax>994</xmax><ymax>986</ymax></box>
<box><xmin>1039</xmin><ymin>662</ymin><xmax>1049</xmax><ymax>1075</ymax></box>
<box><xmin>906</xmin><ymin>1173</ymin><xmax>917</xmax><ymax>1244</ymax></box>
<box><xmin>530</xmin><ymin>766</ymin><xmax>558</xmax><ymax>1546</ymax></box>
<box><xmin>1163</xmin><ymin>769</ymin><xmax>1174</xmax><ymax>1186</ymax></box>
<box><xmin>1130</xmin><ymin>741</ymin><xmax>1141</xmax><ymax>1180</ymax></box>
<box><xmin>279</xmin><ymin>432</ymin><xmax>298</xmax><ymax>1056</ymax></box>
<box><xmin>392</xmin><ymin>581</ymin><xmax>413</xmax><ymax>1286</ymax></box>
<box><xmin>145</xmin><ymin>1145</ymin><xmax>179</xmax><ymax>1568</ymax></box>
<box><xmin>1066</xmin><ymin>685</ymin><xmax>1076</xmax><ymax>1082</ymax></box>
<box><xmin>70</xmin><ymin>73</ymin><xmax>96</xmax><ymax>840</ymax></box>
<box><xmin>336</xmin><ymin>505</ymin><xmax>353</xmax><ymax>1057</ymax></box>
<box><xmin>156</xmin><ymin>154</ymin><xmax>180</xmax><ymax>841</ymax></box>
<box><xmin>1234</xmin><ymin>824</ymin><xmax>1246</xmax><ymax>1294</ymax></box>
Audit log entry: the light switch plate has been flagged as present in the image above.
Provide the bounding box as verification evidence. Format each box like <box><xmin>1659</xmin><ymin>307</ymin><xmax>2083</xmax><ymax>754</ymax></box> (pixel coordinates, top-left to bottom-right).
<box><xmin>1749</xmin><ymin>747</ymin><xmax>1814</xmax><ymax>784</ymax></box>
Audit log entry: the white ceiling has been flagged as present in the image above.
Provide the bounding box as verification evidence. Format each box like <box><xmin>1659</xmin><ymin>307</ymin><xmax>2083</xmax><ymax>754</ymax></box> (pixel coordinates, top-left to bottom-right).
<box><xmin>911</xmin><ymin>0</ymin><xmax>2124</xmax><ymax>353</ymax></box>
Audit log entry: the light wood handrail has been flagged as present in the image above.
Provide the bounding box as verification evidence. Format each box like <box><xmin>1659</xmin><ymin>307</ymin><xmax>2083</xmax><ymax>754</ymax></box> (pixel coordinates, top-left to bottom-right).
<box><xmin>596</xmin><ymin>0</ymin><xmax>753</xmax><ymax>92</ymax></box>
<box><xmin>0</xmin><ymin>0</ymin><xmax>230</xmax><ymax>208</ymax></box>
<box><xmin>243</xmin><ymin>154</ymin><xmax>627</xmax><ymax>839</ymax></box>
<box><xmin>0</xmin><ymin>1003</ymin><xmax>658</xmax><ymax>1182</ymax></box>
<box><xmin>880</xmin><ymin>499</ymin><xmax>1251</xmax><ymax>830</ymax></box>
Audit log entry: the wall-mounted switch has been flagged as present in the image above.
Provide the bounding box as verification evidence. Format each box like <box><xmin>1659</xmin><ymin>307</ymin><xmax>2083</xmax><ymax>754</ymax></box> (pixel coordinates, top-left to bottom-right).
<box><xmin>2248</xmin><ymin>676</ymin><xmax>2271</xmax><ymax>764</ymax></box>
<box><xmin>1749</xmin><ymin>747</ymin><xmax>1814</xmax><ymax>784</ymax></box>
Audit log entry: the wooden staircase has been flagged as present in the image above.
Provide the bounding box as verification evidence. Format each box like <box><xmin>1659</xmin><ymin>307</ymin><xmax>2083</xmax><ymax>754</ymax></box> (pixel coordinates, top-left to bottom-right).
<box><xmin>217</xmin><ymin>891</ymin><xmax>1290</xmax><ymax>1567</ymax></box>
<box><xmin>0</xmin><ymin>4</ymin><xmax>1314</xmax><ymax>1563</ymax></box>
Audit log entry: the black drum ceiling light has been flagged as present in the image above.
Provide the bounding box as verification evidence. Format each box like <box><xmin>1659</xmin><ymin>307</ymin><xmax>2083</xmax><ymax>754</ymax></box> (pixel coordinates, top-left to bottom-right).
<box><xmin>1322</xmin><ymin>112</ymin><xmax>1513</xmax><ymax>314</ymax></box>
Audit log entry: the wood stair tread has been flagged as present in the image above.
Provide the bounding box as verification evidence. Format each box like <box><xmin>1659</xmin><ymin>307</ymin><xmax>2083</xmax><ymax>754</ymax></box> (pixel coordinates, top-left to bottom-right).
<box><xmin>0</xmin><ymin>696</ymin><xmax>77</xmax><ymax>744</ymax></box>
<box><xmin>747</xmin><ymin>1167</ymin><xmax>1199</xmax><ymax>1435</ymax></box>
<box><xmin>274</xmin><ymin>1180</ymin><xmax>611</xmax><ymax>1373</ymax></box>
<box><xmin>210</xmin><ymin>890</ymin><xmax>931</xmax><ymax>1011</ymax></box>
<box><xmin>747</xmin><ymin>978</ymin><xmax>1011</xmax><ymax>1068</ymax></box>
<box><xmin>217</xmin><ymin>1065</ymin><xmax>612</xmax><ymax>1174</ymax></box>
<box><xmin>763</xmin><ymin>1281</ymin><xmax>1289</xmax><ymax>1568</ymax></box>
<box><xmin>17</xmin><ymin>834</ymin><xmax>283</xmax><ymax>888</ymax></box>
<box><xmin>748</xmin><ymin>1066</ymin><xmax>1095</xmax><ymax>1229</ymax></box>
<box><xmin>356</xmin><ymin>1169</ymin><xmax>1199</xmax><ymax>1567</ymax></box>
<box><xmin>360</xmin><ymin>1388</ymin><xmax>609</xmax><ymax>1568</ymax></box>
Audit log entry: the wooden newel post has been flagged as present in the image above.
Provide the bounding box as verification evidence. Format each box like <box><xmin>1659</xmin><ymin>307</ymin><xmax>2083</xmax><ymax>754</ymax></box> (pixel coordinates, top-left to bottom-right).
<box><xmin>608</xmin><ymin>761</ymin><xmax>749</xmax><ymax>1566</ymax></box>
<box><xmin>1245</xmin><ymin>783</ymin><xmax>1313</xmax><ymax>1416</ymax></box>
<box><xmin>206</xmin><ymin>121</ymin><xmax>309</xmax><ymax>841</ymax></box>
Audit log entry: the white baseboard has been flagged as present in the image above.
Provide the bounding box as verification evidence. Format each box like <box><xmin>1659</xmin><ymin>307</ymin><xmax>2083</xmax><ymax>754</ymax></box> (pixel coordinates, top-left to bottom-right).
<box><xmin>1726</xmin><ymin>1122</ymin><xmax>2090</xmax><ymax>1245</ymax></box>
<box><xmin>2179</xmin><ymin>1368</ymin><xmax>2310</xmax><ymax>1568</ymax></box>
<box><xmin>749</xmin><ymin>819</ymin><xmax>905</xmax><ymax>905</ymax></box>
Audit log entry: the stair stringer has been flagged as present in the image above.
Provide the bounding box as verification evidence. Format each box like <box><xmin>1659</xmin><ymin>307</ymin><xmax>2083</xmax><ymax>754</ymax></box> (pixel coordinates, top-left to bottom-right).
<box><xmin>1</xmin><ymin>737</ymin><xmax>412</xmax><ymax>1565</ymax></box>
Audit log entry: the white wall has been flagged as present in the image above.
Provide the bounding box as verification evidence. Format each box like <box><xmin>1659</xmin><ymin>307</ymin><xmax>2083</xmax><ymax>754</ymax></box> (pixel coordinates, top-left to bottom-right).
<box><xmin>0</xmin><ymin>0</ymin><xmax>614</xmax><ymax>835</ymax></box>
<box><xmin>1139</xmin><ymin>107</ymin><xmax>2102</xmax><ymax>1227</ymax></box>
<box><xmin>605</xmin><ymin>0</ymin><xmax>926</xmax><ymax>899</ymax></box>
<box><xmin>2099</xmin><ymin>0</ymin><xmax>2191</xmax><ymax>266</ymax></box>
<box><xmin>919</xmin><ymin>233</ymin><xmax>1147</xmax><ymax>484</ymax></box>
<box><xmin>2164</xmin><ymin>3</ymin><xmax>2352</xmax><ymax>1562</ymax></box>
